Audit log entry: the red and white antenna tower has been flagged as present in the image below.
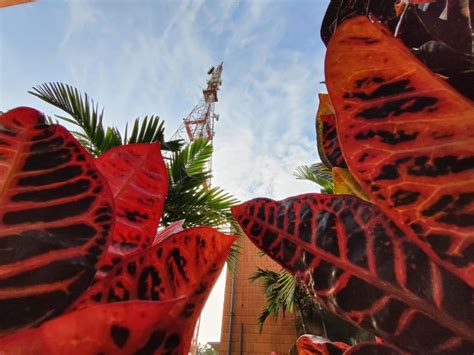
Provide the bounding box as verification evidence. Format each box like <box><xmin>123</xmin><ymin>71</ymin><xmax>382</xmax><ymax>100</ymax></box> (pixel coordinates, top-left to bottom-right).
<box><xmin>173</xmin><ymin>62</ymin><xmax>223</xmax><ymax>145</ymax></box>
<box><xmin>175</xmin><ymin>63</ymin><xmax>223</xmax><ymax>355</ymax></box>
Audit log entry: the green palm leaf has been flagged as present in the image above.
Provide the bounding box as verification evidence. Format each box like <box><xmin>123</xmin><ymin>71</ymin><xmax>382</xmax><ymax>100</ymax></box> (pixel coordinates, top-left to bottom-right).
<box><xmin>30</xmin><ymin>83</ymin><xmax>239</xmax><ymax>268</ymax></box>
<box><xmin>294</xmin><ymin>164</ymin><xmax>334</xmax><ymax>193</ymax></box>
<box><xmin>29</xmin><ymin>82</ymin><xmax>121</xmax><ymax>156</ymax></box>
<box><xmin>29</xmin><ymin>82</ymin><xmax>182</xmax><ymax>155</ymax></box>
<box><xmin>163</xmin><ymin>138</ymin><xmax>241</xmax><ymax>270</ymax></box>
<box><xmin>250</xmin><ymin>268</ymin><xmax>297</xmax><ymax>332</ymax></box>
<box><xmin>125</xmin><ymin>115</ymin><xmax>183</xmax><ymax>151</ymax></box>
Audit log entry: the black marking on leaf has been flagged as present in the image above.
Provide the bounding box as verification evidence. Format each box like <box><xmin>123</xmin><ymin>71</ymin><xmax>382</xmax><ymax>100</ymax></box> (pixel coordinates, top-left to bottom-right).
<box><xmin>165</xmin><ymin>333</ymin><xmax>181</xmax><ymax>350</ymax></box>
<box><xmin>30</xmin><ymin>136</ymin><xmax>65</xmax><ymax>152</ymax></box>
<box><xmin>373</xmin><ymin>223</ymin><xmax>397</xmax><ymax>286</ymax></box>
<box><xmin>0</xmin><ymin>224</ymin><xmax>97</xmax><ymax>263</ymax></box>
<box><xmin>355</xmin><ymin>129</ymin><xmax>418</xmax><ymax>145</ymax></box>
<box><xmin>23</xmin><ymin>148</ymin><xmax>72</xmax><ymax>171</ymax></box>
<box><xmin>336</xmin><ymin>276</ymin><xmax>384</xmax><ymax>311</ymax></box>
<box><xmin>3</xmin><ymin>196</ymin><xmax>96</xmax><ymax>224</ymax></box>
<box><xmin>391</xmin><ymin>190</ymin><xmax>420</xmax><ymax>207</ymax></box>
<box><xmin>375</xmin><ymin>164</ymin><xmax>400</xmax><ymax>181</ymax></box>
<box><xmin>347</xmin><ymin>79</ymin><xmax>414</xmax><ymax>101</ymax></box>
<box><xmin>262</xmin><ymin>230</ymin><xmax>278</xmax><ymax>250</ymax></box>
<box><xmin>408</xmin><ymin>156</ymin><xmax>474</xmax><ymax>177</ymax></box>
<box><xmin>137</xmin><ymin>266</ymin><xmax>162</xmax><ymax>300</ymax></box>
<box><xmin>316</xmin><ymin>210</ymin><xmax>339</xmax><ymax>257</ymax></box>
<box><xmin>340</xmin><ymin>208</ymin><xmax>368</xmax><ymax>268</ymax></box>
<box><xmin>372</xmin><ymin>298</ymin><xmax>408</xmax><ymax>334</ymax></box>
<box><xmin>111</xmin><ymin>325</ymin><xmax>130</xmax><ymax>349</ymax></box>
<box><xmin>298</xmin><ymin>202</ymin><xmax>313</xmax><ymax>243</ymax></box>
<box><xmin>134</xmin><ymin>330</ymin><xmax>165</xmax><ymax>355</ymax></box>
<box><xmin>356</xmin><ymin>97</ymin><xmax>438</xmax><ymax>119</ymax></box>
<box><xmin>311</xmin><ymin>260</ymin><xmax>343</xmax><ymax>291</ymax></box>
<box><xmin>403</xmin><ymin>243</ymin><xmax>433</xmax><ymax>303</ymax></box>
<box><xmin>11</xmin><ymin>179</ymin><xmax>91</xmax><ymax>202</ymax></box>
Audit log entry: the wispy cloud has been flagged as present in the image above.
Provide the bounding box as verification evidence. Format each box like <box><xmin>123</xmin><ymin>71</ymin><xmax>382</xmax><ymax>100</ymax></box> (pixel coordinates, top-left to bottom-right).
<box><xmin>2</xmin><ymin>0</ymin><xmax>329</xmax><ymax>344</ymax></box>
<box><xmin>60</xmin><ymin>0</ymin><xmax>102</xmax><ymax>49</ymax></box>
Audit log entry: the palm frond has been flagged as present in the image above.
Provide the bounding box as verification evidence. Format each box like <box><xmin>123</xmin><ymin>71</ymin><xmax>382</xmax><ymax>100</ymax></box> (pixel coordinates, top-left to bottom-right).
<box><xmin>124</xmin><ymin>115</ymin><xmax>183</xmax><ymax>152</ymax></box>
<box><xmin>167</xmin><ymin>138</ymin><xmax>213</xmax><ymax>189</ymax></box>
<box><xmin>30</xmin><ymin>82</ymin><xmax>181</xmax><ymax>155</ymax></box>
<box><xmin>162</xmin><ymin>138</ymin><xmax>241</xmax><ymax>268</ymax></box>
<box><xmin>251</xmin><ymin>268</ymin><xmax>298</xmax><ymax>332</ymax></box>
<box><xmin>226</xmin><ymin>242</ymin><xmax>242</xmax><ymax>275</ymax></box>
<box><xmin>310</xmin><ymin>162</ymin><xmax>333</xmax><ymax>182</ymax></box>
<box><xmin>29</xmin><ymin>82</ymin><xmax>122</xmax><ymax>156</ymax></box>
<box><xmin>294</xmin><ymin>164</ymin><xmax>334</xmax><ymax>193</ymax></box>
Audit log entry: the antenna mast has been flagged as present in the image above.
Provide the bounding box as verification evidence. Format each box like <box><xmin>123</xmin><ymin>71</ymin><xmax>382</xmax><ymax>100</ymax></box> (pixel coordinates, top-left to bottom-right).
<box><xmin>175</xmin><ymin>64</ymin><xmax>223</xmax><ymax>355</ymax></box>
<box><xmin>173</xmin><ymin>62</ymin><xmax>223</xmax><ymax>144</ymax></box>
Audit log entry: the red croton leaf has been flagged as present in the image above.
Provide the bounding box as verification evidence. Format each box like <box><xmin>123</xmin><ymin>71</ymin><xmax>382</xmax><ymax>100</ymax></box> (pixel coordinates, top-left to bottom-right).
<box><xmin>153</xmin><ymin>219</ymin><xmax>185</xmax><ymax>245</ymax></box>
<box><xmin>296</xmin><ymin>334</ymin><xmax>349</xmax><ymax>355</ymax></box>
<box><xmin>232</xmin><ymin>194</ymin><xmax>474</xmax><ymax>354</ymax></box>
<box><xmin>316</xmin><ymin>93</ymin><xmax>347</xmax><ymax>169</ymax></box>
<box><xmin>70</xmin><ymin>227</ymin><xmax>236</xmax><ymax>351</ymax></box>
<box><xmin>94</xmin><ymin>143</ymin><xmax>168</xmax><ymax>280</ymax></box>
<box><xmin>0</xmin><ymin>107</ymin><xmax>114</xmax><ymax>336</ymax></box>
<box><xmin>325</xmin><ymin>16</ymin><xmax>474</xmax><ymax>286</ymax></box>
<box><xmin>0</xmin><ymin>299</ymin><xmax>186</xmax><ymax>354</ymax></box>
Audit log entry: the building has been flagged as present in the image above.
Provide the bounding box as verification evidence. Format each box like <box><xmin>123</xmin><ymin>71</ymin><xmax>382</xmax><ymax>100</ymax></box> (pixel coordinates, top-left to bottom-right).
<box><xmin>219</xmin><ymin>236</ymin><xmax>297</xmax><ymax>354</ymax></box>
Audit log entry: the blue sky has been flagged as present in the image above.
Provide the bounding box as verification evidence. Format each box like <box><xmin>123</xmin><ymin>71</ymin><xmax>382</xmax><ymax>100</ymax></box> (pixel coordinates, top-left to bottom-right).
<box><xmin>1</xmin><ymin>0</ymin><xmax>329</xmax><ymax>344</ymax></box>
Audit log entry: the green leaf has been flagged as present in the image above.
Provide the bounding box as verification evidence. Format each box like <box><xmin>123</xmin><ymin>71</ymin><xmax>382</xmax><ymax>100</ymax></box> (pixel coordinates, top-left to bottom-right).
<box><xmin>162</xmin><ymin>138</ymin><xmax>241</xmax><ymax>269</ymax></box>
<box><xmin>29</xmin><ymin>82</ymin><xmax>182</xmax><ymax>155</ymax></box>
<box><xmin>29</xmin><ymin>82</ymin><xmax>121</xmax><ymax>156</ymax></box>
<box><xmin>294</xmin><ymin>164</ymin><xmax>334</xmax><ymax>193</ymax></box>
<box><xmin>124</xmin><ymin>115</ymin><xmax>183</xmax><ymax>152</ymax></box>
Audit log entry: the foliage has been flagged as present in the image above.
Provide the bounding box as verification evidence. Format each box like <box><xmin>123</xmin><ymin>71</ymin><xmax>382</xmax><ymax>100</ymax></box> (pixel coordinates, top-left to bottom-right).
<box><xmin>0</xmin><ymin>107</ymin><xmax>235</xmax><ymax>352</ymax></box>
<box><xmin>250</xmin><ymin>268</ymin><xmax>297</xmax><ymax>332</ymax></box>
<box><xmin>197</xmin><ymin>343</ymin><xmax>218</xmax><ymax>355</ymax></box>
<box><xmin>163</xmin><ymin>138</ymin><xmax>240</xmax><ymax>232</ymax></box>
<box><xmin>326</xmin><ymin>16</ymin><xmax>474</xmax><ymax>285</ymax></box>
<box><xmin>29</xmin><ymin>82</ymin><xmax>182</xmax><ymax>156</ymax></box>
<box><xmin>294</xmin><ymin>164</ymin><xmax>333</xmax><ymax>193</ymax></box>
<box><xmin>251</xmin><ymin>267</ymin><xmax>373</xmax><ymax>344</ymax></box>
<box><xmin>30</xmin><ymin>82</ymin><xmax>241</xmax><ymax>239</ymax></box>
<box><xmin>233</xmin><ymin>14</ymin><xmax>474</xmax><ymax>355</ymax></box>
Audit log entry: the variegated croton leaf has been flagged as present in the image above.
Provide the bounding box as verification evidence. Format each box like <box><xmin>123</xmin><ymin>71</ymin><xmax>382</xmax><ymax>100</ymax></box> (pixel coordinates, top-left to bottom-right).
<box><xmin>296</xmin><ymin>334</ymin><xmax>349</xmax><ymax>355</ymax></box>
<box><xmin>232</xmin><ymin>194</ymin><xmax>474</xmax><ymax>354</ymax></box>
<box><xmin>325</xmin><ymin>16</ymin><xmax>474</xmax><ymax>286</ymax></box>
<box><xmin>70</xmin><ymin>227</ymin><xmax>236</xmax><ymax>352</ymax></box>
<box><xmin>0</xmin><ymin>300</ymin><xmax>185</xmax><ymax>354</ymax></box>
<box><xmin>0</xmin><ymin>107</ymin><xmax>114</xmax><ymax>335</ymax></box>
<box><xmin>316</xmin><ymin>93</ymin><xmax>347</xmax><ymax>169</ymax></box>
<box><xmin>332</xmin><ymin>167</ymin><xmax>369</xmax><ymax>201</ymax></box>
<box><xmin>343</xmin><ymin>341</ymin><xmax>403</xmax><ymax>355</ymax></box>
<box><xmin>94</xmin><ymin>142</ymin><xmax>168</xmax><ymax>280</ymax></box>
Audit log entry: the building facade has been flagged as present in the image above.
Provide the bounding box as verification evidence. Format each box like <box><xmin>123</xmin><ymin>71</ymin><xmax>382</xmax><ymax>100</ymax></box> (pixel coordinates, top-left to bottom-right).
<box><xmin>219</xmin><ymin>236</ymin><xmax>297</xmax><ymax>354</ymax></box>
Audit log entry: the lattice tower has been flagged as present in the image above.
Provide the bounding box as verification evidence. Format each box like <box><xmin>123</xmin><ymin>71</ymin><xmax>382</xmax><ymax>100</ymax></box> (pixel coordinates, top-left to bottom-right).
<box><xmin>175</xmin><ymin>63</ymin><xmax>223</xmax><ymax>355</ymax></box>
<box><xmin>172</xmin><ymin>62</ymin><xmax>223</xmax><ymax>144</ymax></box>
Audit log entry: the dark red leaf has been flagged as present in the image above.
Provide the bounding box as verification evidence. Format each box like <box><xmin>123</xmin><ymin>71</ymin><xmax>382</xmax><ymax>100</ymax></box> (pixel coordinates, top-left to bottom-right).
<box><xmin>344</xmin><ymin>342</ymin><xmax>404</xmax><ymax>355</ymax></box>
<box><xmin>153</xmin><ymin>219</ymin><xmax>184</xmax><ymax>245</ymax></box>
<box><xmin>316</xmin><ymin>93</ymin><xmax>347</xmax><ymax>168</ymax></box>
<box><xmin>0</xmin><ymin>299</ymin><xmax>185</xmax><ymax>354</ymax></box>
<box><xmin>325</xmin><ymin>16</ymin><xmax>474</xmax><ymax>286</ymax></box>
<box><xmin>296</xmin><ymin>334</ymin><xmax>349</xmax><ymax>355</ymax></box>
<box><xmin>94</xmin><ymin>143</ymin><xmax>168</xmax><ymax>280</ymax></box>
<box><xmin>0</xmin><ymin>107</ymin><xmax>114</xmax><ymax>335</ymax></box>
<box><xmin>70</xmin><ymin>227</ymin><xmax>235</xmax><ymax>350</ymax></box>
<box><xmin>232</xmin><ymin>194</ymin><xmax>474</xmax><ymax>354</ymax></box>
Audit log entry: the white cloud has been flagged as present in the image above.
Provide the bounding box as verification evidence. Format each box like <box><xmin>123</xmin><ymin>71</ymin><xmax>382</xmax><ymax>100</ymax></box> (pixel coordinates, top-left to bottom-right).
<box><xmin>2</xmin><ymin>0</ymin><xmax>328</xmax><ymax>345</ymax></box>
<box><xmin>60</xmin><ymin>0</ymin><xmax>102</xmax><ymax>49</ymax></box>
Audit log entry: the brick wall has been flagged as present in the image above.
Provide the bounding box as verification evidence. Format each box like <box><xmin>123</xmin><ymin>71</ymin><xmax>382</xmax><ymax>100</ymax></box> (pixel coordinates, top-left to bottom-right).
<box><xmin>219</xmin><ymin>236</ymin><xmax>297</xmax><ymax>354</ymax></box>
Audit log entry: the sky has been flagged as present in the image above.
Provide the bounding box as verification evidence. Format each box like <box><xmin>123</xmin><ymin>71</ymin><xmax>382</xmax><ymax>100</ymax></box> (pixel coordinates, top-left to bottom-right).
<box><xmin>0</xmin><ymin>0</ymin><xmax>329</xmax><ymax>345</ymax></box>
